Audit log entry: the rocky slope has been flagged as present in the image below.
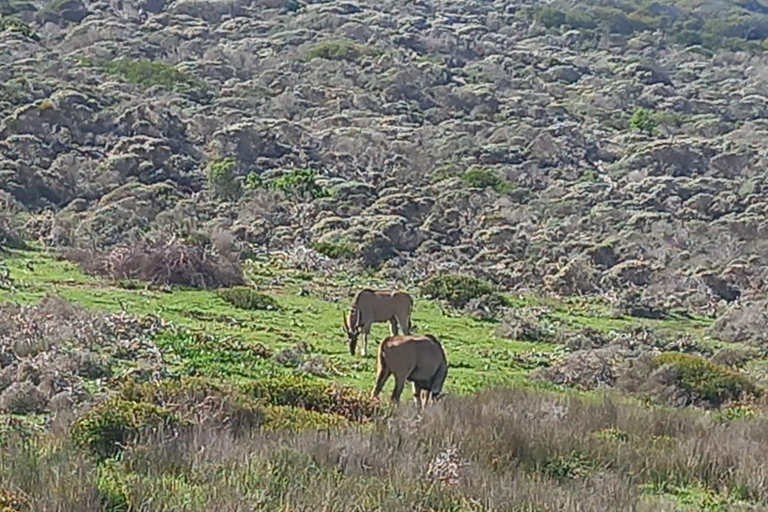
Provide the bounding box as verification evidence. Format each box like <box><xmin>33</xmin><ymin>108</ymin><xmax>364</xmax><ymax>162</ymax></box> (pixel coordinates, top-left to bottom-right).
<box><xmin>2</xmin><ymin>0</ymin><xmax>768</xmax><ymax>321</ymax></box>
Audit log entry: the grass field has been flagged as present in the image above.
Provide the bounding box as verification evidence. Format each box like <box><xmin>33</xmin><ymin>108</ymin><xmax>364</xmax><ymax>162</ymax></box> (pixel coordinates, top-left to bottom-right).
<box><xmin>2</xmin><ymin>246</ymin><xmax>766</xmax><ymax>511</ymax></box>
<box><xmin>0</xmin><ymin>246</ymin><xmax>718</xmax><ymax>396</ymax></box>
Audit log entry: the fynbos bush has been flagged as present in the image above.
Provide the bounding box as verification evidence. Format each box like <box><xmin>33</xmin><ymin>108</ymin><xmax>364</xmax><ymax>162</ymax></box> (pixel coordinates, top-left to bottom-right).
<box><xmin>71</xmin><ymin>399</ymin><xmax>186</xmax><ymax>460</ymax></box>
<box><xmin>218</xmin><ymin>287</ymin><xmax>280</xmax><ymax>311</ymax></box>
<box><xmin>421</xmin><ymin>274</ymin><xmax>507</xmax><ymax>309</ymax></box>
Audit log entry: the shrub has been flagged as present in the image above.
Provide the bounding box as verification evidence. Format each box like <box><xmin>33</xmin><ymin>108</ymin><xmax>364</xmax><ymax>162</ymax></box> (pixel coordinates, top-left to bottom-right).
<box><xmin>310</xmin><ymin>240</ymin><xmax>355</xmax><ymax>259</ymax></box>
<box><xmin>118</xmin><ymin>377</ymin><xmax>265</xmax><ymax>435</ymax></box>
<box><xmin>460</xmin><ymin>167</ymin><xmax>513</xmax><ymax>194</ymax></box>
<box><xmin>64</xmin><ymin>235</ymin><xmax>244</xmax><ymax>289</ymax></box>
<box><xmin>218</xmin><ymin>287</ymin><xmax>280</xmax><ymax>311</ymax></box>
<box><xmin>0</xmin><ymin>489</ymin><xmax>29</xmax><ymax>512</ymax></box>
<box><xmin>0</xmin><ymin>212</ymin><xmax>25</xmax><ymax>252</ymax></box>
<box><xmin>206</xmin><ymin>157</ymin><xmax>241</xmax><ymax>201</ymax></box>
<box><xmin>654</xmin><ymin>352</ymin><xmax>762</xmax><ymax>408</ymax></box>
<box><xmin>262</xmin><ymin>405</ymin><xmax>351</xmax><ymax>431</ymax></box>
<box><xmin>0</xmin><ymin>17</ymin><xmax>38</xmax><ymax>41</ymax></box>
<box><xmin>0</xmin><ymin>382</ymin><xmax>48</xmax><ymax>415</ymax></box>
<box><xmin>421</xmin><ymin>274</ymin><xmax>507</xmax><ymax>309</ymax></box>
<box><xmin>629</xmin><ymin>107</ymin><xmax>658</xmax><ymax>136</ymax></box>
<box><xmin>495</xmin><ymin>308</ymin><xmax>558</xmax><ymax>342</ymax></box>
<box><xmin>80</xmin><ymin>58</ymin><xmax>207</xmax><ymax>95</ymax></box>
<box><xmin>535</xmin><ymin>6</ymin><xmax>566</xmax><ymax>28</ymax></box>
<box><xmin>244</xmin><ymin>374</ymin><xmax>376</xmax><ymax>422</ymax></box>
<box><xmin>71</xmin><ymin>399</ymin><xmax>186</xmax><ymax>460</ymax></box>
<box><xmin>247</xmin><ymin>168</ymin><xmax>328</xmax><ymax>201</ymax></box>
<box><xmin>306</xmin><ymin>39</ymin><xmax>380</xmax><ymax>62</ymax></box>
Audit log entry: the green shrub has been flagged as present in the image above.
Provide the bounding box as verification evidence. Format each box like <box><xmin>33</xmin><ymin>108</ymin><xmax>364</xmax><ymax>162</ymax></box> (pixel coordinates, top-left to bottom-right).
<box><xmin>421</xmin><ymin>274</ymin><xmax>508</xmax><ymax>309</ymax></box>
<box><xmin>0</xmin><ymin>488</ymin><xmax>29</xmax><ymax>512</ymax></box>
<box><xmin>262</xmin><ymin>405</ymin><xmax>351</xmax><ymax>431</ymax></box>
<box><xmin>71</xmin><ymin>399</ymin><xmax>186</xmax><ymax>460</ymax></box>
<box><xmin>536</xmin><ymin>6</ymin><xmax>566</xmax><ymax>27</ymax></box>
<box><xmin>96</xmin><ymin>460</ymin><xmax>130</xmax><ymax>512</ymax></box>
<box><xmin>541</xmin><ymin>451</ymin><xmax>598</xmax><ymax>480</ymax></box>
<box><xmin>247</xmin><ymin>168</ymin><xmax>328</xmax><ymax>201</ymax></box>
<box><xmin>118</xmin><ymin>377</ymin><xmax>265</xmax><ymax>434</ymax></box>
<box><xmin>244</xmin><ymin>373</ymin><xmax>376</xmax><ymax>422</ymax></box>
<box><xmin>0</xmin><ymin>17</ymin><xmax>38</xmax><ymax>41</ymax></box>
<box><xmin>629</xmin><ymin>107</ymin><xmax>658</xmax><ymax>136</ymax></box>
<box><xmin>460</xmin><ymin>167</ymin><xmax>513</xmax><ymax>194</ymax></box>
<box><xmin>654</xmin><ymin>352</ymin><xmax>762</xmax><ymax>407</ymax></box>
<box><xmin>206</xmin><ymin>157</ymin><xmax>242</xmax><ymax>201</ymax></box>
<box><xmin>564</xmin><ymin>9</ymin><xmax>597</xmax><ymax>29</ymax></box>
<box><xmin>310</xmin><ymin>240</ymin><xmax>355</xmax><ymax>259</ymax></box>
<box><xmin>218</xmin><ymin>287</ymin><xmax>280</xmax><ymax>311</ymax></box>
<box><xmin>675</xmin><ymin>30</ymin><xmax>703</xmax><ymax>46</ymax></box>
<box><xmin>80</xmin><ymin>58</ymin><xmax>207</xmax><ymax>95</ymax></box>
<box><xmin>306</xmin><ymin>39</ymin><xmax>381</xmax><ymax>62</ymax></box>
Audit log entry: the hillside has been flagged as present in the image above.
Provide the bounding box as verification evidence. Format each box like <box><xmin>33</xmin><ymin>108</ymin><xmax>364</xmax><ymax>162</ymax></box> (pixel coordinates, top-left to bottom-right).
<box><xmin>3</xmin><ymin>0</ymin><xmax>768</xmax><ymax>508</ymax></box>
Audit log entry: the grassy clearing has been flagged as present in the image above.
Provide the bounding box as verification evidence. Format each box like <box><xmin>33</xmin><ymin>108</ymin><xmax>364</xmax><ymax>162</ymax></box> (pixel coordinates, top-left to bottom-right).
<box><xmin>0</xmin><ymin>247</ymin><xmax>719</xmax><ymax>396</ymax></box>
<box><xmin>0</xmin><ymin>246</ymin><xmax>720</xmax><ymax>394</ymax></box>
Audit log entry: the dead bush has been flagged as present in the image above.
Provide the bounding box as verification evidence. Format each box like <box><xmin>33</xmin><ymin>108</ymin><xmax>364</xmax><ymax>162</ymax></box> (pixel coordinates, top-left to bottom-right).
<box><xmin>543</xmin><ymin>256</ymin><xmax>600</xmax><ymax>296</ymax></box>
<box><xmin>611</xmin><ymin>289</ymin><xmax>670</xmax><ymax>320</ymax></box>
<box><xmin>0</xmin><ymin>211</ymin><xmax>25</xmax><ymax>251</ymax></box>
<box><xmin>0</xmin><ymin>382</ymin><xmax>48</xmax><ymax>414</ymax></box>
<box><xmin>708</xmin><ymin>300</ymin><xmax>768</xmax><ymax>346</ymax></box>
<box><xmin>0</xmin><ymin>295</ymin><xmax>168</xmax><ymax>414</ymax></box>
<box><xmin>463</xmin><ymin>293</ymin><xmax>508</xmax><ymax>321</ymax></box>
<box><xmin>495</xmin><ymin>307</ymin><xmax>558</xmax><ymax>342</ymax></box>
<box><xmin>711</xmin><ymin>347</ymin><xmax>754</xmax><ymax>369</ymax></box>
<box><xmin>63</xmin><ymin>234</ymin><xmax>245</xmax><ymax>289</ymax></box>
<box><xmin>560</xmin><ymin>327</ymin><xmax>610</xmax><ymax>351</ymax></box>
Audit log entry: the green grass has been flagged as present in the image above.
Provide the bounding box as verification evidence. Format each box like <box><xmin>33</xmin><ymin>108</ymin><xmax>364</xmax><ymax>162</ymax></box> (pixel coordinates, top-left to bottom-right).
<box><xmin>0</xmin><ymin>247</ymin><xmax>718</xmax><ymax>397</ymax></box>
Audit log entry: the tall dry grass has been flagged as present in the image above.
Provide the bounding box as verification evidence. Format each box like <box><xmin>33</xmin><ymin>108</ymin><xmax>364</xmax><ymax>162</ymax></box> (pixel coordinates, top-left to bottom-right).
<box><xmin>2</xmin><ymin>388</ymin><xmax>768</xmax><ymax>511</ymax></box>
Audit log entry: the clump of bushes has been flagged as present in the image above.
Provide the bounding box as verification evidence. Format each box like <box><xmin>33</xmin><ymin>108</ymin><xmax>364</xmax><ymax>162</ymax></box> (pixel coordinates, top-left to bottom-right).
<box><xmin>0</xmin><ymin>211</ymin><xmax>25</xmax><ymax>252</ymax></box>
<box><xmin>460</xmin><ymin>167</ymin><xmax>513</xmax><ymax>194</ymax></box>
<box><xmin>63</xmin><ymin>235</ymin><xmax>244</xmax><ymax>289</ymax></box>
<box><xmin>0</xmin><ymin>488</ymin><xmax>29</xmax><ymax>512</ymax></box>
<box><xmin>273</xmin><ymin>342</ymin><xmax>330</xmax><ymax>377</ymax></box>
<box><xmin>495</xmin><ymin>308</ymin><xmax>558</xmax><ymax>342</ymax></box>
<box><xmin>305</xmin><ymin>39</ymin><xmax>381</xmax><ymax>62</ymax></box>
<box><xmin>629</xmin><ymin>107</ymin><xmax>658</xmax><ymax>136</ymax></box>
<box><xmin>0</xmin><ymin>17</ymin><xmax>38</xmax><ymax>41</ymax></box>
<box><xmin>421</xmin><ymin>274</ymin><xmax>508</xmax><ymax>309</ymax></box>
<box><xmin>247</xmin><ymin>168</ymin><xmax>329</xmax><ymax>201</ymax></box>
<box><xmin>71</xmin><ymin>398</ymin><xmax>186</xmax><ymax>460</ymax></box>
<box><xmin>206</xmin><ymin>157</ymin><xmax>241</xmax><ymax>201</ymax></box>
<box><xmin>707</xmin><ymin>300</ymin><xmax>768</xmax><ymax>346</ymax></box>
<box><xmin>262</xmin><ymin>405</ymin><xmax>351</xmax><ymax>431</ymax></box>
<box><xmin>0</xmin><ymin>382</ymin><xmax>48</xmax><ymax>415</ymax></box>
<box><xmin>218</xmin><ymin>287</ymin><xmax>280</xmax><ymax>311</ymax></box>
<box><xmin>244</xmin><ymin>374</ymin><xmax>376</xmax><ymax>422</ymax></box>
<box><xmin>80</xmin><ymin>57</ymin><xmax>207</xmax><ymax>95</ymax></box>
<box><xmin>653</xmin><ymin>352</ymin><xmax>762</xmax><ymax>408</ymax></box>
<box><xmin>310</xmin><ymin>240</ymin><xmax>355</xmax><ymax>260</ymax></box>
<box><xmin>118</xmin><ymin>377</ymin><xmax>265</xmax><ymax>435</ymax></box>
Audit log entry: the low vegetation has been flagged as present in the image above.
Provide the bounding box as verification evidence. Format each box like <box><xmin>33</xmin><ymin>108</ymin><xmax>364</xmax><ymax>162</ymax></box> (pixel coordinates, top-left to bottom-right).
<box><xmin>217</xmin><ymin>286</ymin><xmax>280</xmax><ymax>311</ymax></box>
<box><xmin>63</xmin><ymin>235</ymin><xmax>245</xmax><ymax>289</ymax></box>
<box><xmin>3</xmin><ymin>387</ymin><xmax>768</xmax><ymax>510</ymax></box>
<box><xmin>305</xmin><ymin>39</ymin><xmax>382</xmax><ymax>62</ymax></box>
<box><xmin>421</xmin><ymin>274</ymin><xmax>509</xmax><ymax>310</ymax></box>
<box><xmin>79</xmin><ymin>58</ymin><xmax>208</xmax><ymax>95</ymax></box>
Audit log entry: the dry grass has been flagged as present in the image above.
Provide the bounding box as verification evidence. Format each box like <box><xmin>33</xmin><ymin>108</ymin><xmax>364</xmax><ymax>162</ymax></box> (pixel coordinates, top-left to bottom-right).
<box><xmin>2</xmin><ymin>387</ymin><xmax>768</xmax><ymax>511</ymax></box>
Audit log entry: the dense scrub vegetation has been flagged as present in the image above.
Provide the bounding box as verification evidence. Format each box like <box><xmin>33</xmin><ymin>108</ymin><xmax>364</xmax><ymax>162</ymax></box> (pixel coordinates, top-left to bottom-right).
<box><xmin>3</xmin><ymin>0</ymin><xmax>768</xmax><ymax>505</ymax></box>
